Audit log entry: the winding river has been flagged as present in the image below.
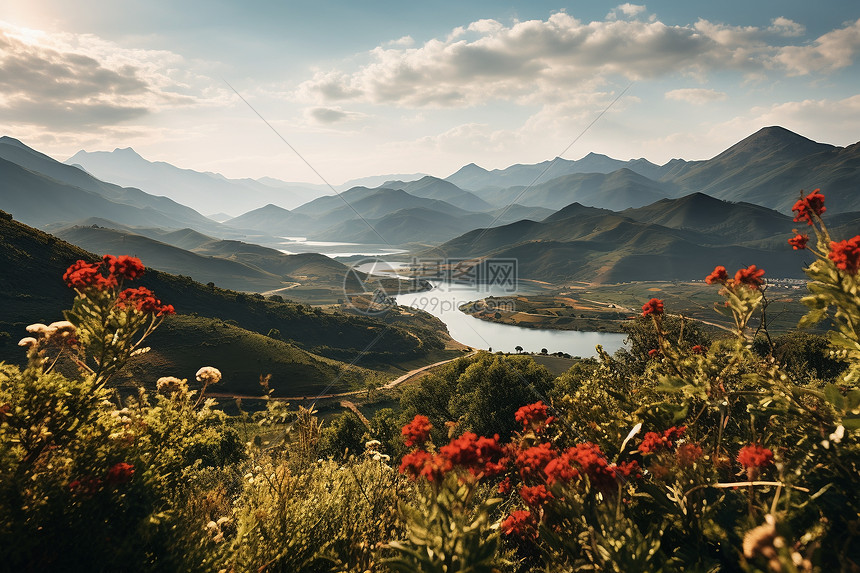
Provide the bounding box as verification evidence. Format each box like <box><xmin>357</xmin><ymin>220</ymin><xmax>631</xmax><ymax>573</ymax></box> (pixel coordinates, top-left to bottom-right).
<box><xmin>394</xmin><ymin>282</ymin><xmax>627</xmax><ymax>358</ymax></box>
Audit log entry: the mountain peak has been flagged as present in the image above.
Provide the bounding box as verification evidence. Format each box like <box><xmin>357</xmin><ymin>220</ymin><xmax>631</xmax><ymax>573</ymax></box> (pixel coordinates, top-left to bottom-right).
<box><xmin>713</xmin><ymin>126</ymin><xmax>833</xmax><ymax>162</ymax></box>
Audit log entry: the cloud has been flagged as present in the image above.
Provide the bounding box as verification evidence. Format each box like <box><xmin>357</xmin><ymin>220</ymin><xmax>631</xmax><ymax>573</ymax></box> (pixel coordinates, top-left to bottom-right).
<box><xmin>295</xmin><ymin>14</ymin><xmax>860</xmax><ymax>109</ymax></box>
<box><xmin>607</xmin><ymin>4</ymin><xmax>648</xmax><ymax>20</ymax></box>
<box><xmin>305</xmin><ymin>106</ymin><xmax>367</xmax><ymax>124</ymax></box>
<box><xmin>386</xmin><ymin>36</ymin><xmax>414</xmax><ymax>47</ymax></box>
<box><xmin>665</xmin><ymin>88</ymin><xmax>727</xmax><ymax>104</ymax></box>
<box><xmin>768</xmin><ymin>17</ymin><xmax>805</xmax><ymax>37</ymax></box>
<box><xmin>774</xmin><ymin>19</ymin><xmax>860</xmax><ymax>75</ymax></box>
<box><xmin>0</xmin><ymin>21</ymin><xmax>203</xmax><ymax>131</ymax></box>
<box><xmin>722</xmin><ymin>95</ymin><xmax>860</xmax><ymax>144</ymax></box>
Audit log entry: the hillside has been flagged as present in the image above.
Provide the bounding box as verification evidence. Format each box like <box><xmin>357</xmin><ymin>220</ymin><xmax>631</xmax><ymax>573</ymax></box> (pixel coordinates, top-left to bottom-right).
<box><xmin>0</xmin><ymin>210</ymin><xmax>448</xmax><ymax>395</ymax></box>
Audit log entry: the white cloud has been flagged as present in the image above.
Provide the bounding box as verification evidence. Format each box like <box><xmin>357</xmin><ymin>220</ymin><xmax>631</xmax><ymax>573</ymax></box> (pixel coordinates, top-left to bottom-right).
<box><xmin>386</xmin><ymin>36</ymin><xmax>414</xmax><ymax>47</ymax></box>
<box><xmin>775</xmin><ymin>19</ymin><xmax>860</xmax><ymax>75</ymax></box>
<box><xmin>724</xmin><ymin>95</ymin><xmax>860</xmax><ymax>143</ymax></box>
<box><xmin>0</xmin><ymin>21</ymin><xmax>208</xmax><ymax>131</ymax></box>
<box><xmin>665</xmin><ymin>88</ymin><xmax>727</xmax><ymax>104</ymax></box>
<box><xmin>768</xmin><ymin>17</ymin><xmax>805</xmax><ymax>37</ymax></box>
<box><xmin>295</xmin><ymin>14</ymin><xmax>860</xmax><ymax>109</ymax></box>
<box><xmin>607</xmin><ymin>4</ymin><xmax>648</xmax><ymax>20</ymax></box>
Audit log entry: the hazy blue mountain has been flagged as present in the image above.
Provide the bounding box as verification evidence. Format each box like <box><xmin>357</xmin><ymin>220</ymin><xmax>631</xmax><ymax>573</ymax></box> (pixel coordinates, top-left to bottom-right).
<box><xmin>337</xmin><ymin>172</ymin><xmax>427</xmax><ymax>190</ymax></box>
<box><xmin>65</xmin><ymin>147</ymin><xmax>330</xmax><ymax>215</ymax></box>
<box><xmin>486</xmin><ymin>168</ymin><xmax>674</xmax><ymax>210</ymax></box>
<box><xmin>0</xmin><ymin>137</ymin><xmax>215</xmax><ymax>230</ymax></box>
<box><xmin>223</xmin><ymin>204</ymin><xmax>315</xmax><ymax>236</ymax></box>
<box><xmin>382</xmin><ymin>176</ymin><xmax>494</xmax><ymax>212</ymax></box>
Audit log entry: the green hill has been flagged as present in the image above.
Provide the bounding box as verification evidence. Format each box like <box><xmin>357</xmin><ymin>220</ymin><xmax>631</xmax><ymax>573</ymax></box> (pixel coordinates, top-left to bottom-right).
<box><xmin>0</xmin><ymin>211</ymin><xmax>447</xmax><ymax>395</ymax></box>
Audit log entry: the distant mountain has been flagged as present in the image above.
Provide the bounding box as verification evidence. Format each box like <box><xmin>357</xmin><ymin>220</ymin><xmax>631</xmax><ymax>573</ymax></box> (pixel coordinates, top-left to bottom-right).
<box><xmin>337</xmin><ymin>172</ymin><xmax>426</xmax><ymax>190</ymax></box>
<box><xmin>0</xmin><ymin>137</ymin><xmax>216</xmax><ymax>231</ymax></box>
<box><xmin>65</xmin><ymin>147</ymin><xmax>330</xmax><ymax>215</ymax></box>
<box><xmin>445</xmin><ymin>153</ymin><xmax>666</xmax><ymax>194</ymax></box>
<box><xmin>489</xmin><ymin>168</ymin><xmax>674</xmax><ymax>211</ymax></box>
<box><xmin>223</xmin><ymin>204</ymin><xmax>314</xmax><ymax>237</ymax></box>
<box><xmin>426</xmin><ymin>193</ymin><xmax>811</xmax><ymax>284</ymax></box>
<box><xmin>620</xmin><ymin>193</ymin><xmax>794</xmax><ymax>242</ymax></box>
<box><xmin>313</xmin><ymin>207</ymin><xmax>492</xmax><ymax>245</ymax></box>
<box><xmin>383</xmin><ymin>176</ymin><xmax>494</xmax><ymax>212</ymax></box>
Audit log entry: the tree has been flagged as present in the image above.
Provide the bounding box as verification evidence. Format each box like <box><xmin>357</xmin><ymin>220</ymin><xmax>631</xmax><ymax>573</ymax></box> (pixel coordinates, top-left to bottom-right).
<box><xmin>515</xmin><ymin>345</ymin><xmax>523</xmax><ymax>354</ymax></box>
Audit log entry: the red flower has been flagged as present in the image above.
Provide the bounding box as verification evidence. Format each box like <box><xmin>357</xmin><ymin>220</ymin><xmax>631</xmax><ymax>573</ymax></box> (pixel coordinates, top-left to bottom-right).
<box><xmin>401</xmin><ymin>415</ymin><xmax>432</xmax><ymax>448</ymax></box>
<box><xmin>734</xmin><ymin>265</ymin><xmax>765</xmax><ymax>290</ymax></box>
<box><xmin>515</xmin><ymin>401</ymin><xmax>554</xmax><ymax>433</ymax></box>
<box><xmin>792</xmin><ymin>189</ymin><xmax>826</xmax><ymax>226</ymax></box>
<box><xmin>828</xmin><ymin>236</ymin><xmax>860</xmax><ymax>275</ymax></box>
<box><xmin>103</xmin><ymin>255</ymin><xmax>145</xmax><ymax>281</ymax></box>
<box><xmin>63</xmin><ymin>260</ymin><xmax>117</xmax><ymax>290</ymax></box>
<box><xmin>691</xmin><ymin>345</ymin><xmax>706</xmax><ymax>354</ymax></box>
<box><xmin>641</xmin><ymin>298</ymin><xmax>664</xmax><ymax>317</ymax></box>
<box><xmin>116</xmin><ymin>287</ymin><xmax>175</xmax><ymax>315</ymax></box>
<box><xmin>638</xmin><ymin>427</ymin><xmax>684</xmax><ymax>454</ymax></box>
<box><xmin>500</xmin><ymin>510</ymin><xmax>538</xmax><ymax>538</ymax></box>
<box><xmin>676</xmin><ymin>443</ymin><xmax>704</xmax><ymax>467</ymax></box>
<box><xmin>544</xmin><ymin>455</ymin><xmax>579</xmax><ymax>486</ymax></box>
<box><xmin>419</xmin><ymin>453</ymin><xmax>453</xmax><ymax>482</ymax></box>
<box><xmin>648</xmin><ymin>348</ymin><xmax>659</xmax><ymax>358</ymax></box>
<box><xmin>498</xmin><ymin>476</ymin><xmax>512</xmax><ymax>495</ymax></box>
<box><xmin>519</xmin><ymin>484</ymin><xmax>553</xmax><ymax>507</ymax></box>
<box><xmin>705</xmin><ymin>266</ymin><xmax>729</xmax><ymax>285</ymax></box>
<box><xmin>788</xmin><ymin>233</ymin><xmax>809</xmax><ymax>250</ymax></box>
<box><xmin>737</xmin><ymin>444</ymin><xmax>773</xmax><ymax>472</ymax></box>
<box><xmin>515</xmin><ymin>443</ymin><xmax>556</xmax><ymax>480</ymax></box>
<box><xmin>612</xmin><ymin>460</ymin><xmax>641</xmax><ymax>480</ymax></box>
<box><xmin>106</xmin><ymin>462</ymin><xmax>134</xmax><ymax>485</ymax></box>
<box><xmin>399</xmin><ymin>449</ymin><xmax>432</xmax><ymax>479</ymax></box>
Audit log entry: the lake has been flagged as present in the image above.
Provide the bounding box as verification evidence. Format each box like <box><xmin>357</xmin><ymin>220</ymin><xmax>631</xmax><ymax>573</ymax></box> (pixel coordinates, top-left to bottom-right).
<box><xmin>394</xmin><ymin>281</ymin><xmax>627</xmax><ymax>358</ymax></box>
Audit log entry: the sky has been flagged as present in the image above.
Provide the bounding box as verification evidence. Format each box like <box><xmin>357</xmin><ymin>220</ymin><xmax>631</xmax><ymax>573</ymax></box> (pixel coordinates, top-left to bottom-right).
<box><xmin>2</xmin><ymin>1</ymin><xmax>860</xmax><ymax>185</ymax></box>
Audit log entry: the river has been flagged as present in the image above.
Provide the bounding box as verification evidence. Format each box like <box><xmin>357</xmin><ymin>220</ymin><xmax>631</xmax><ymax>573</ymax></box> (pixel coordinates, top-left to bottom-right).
<box><xmin>394</xmin><ymin>282</ymin><xmax>627</xmax><ymax>358</ymax></box>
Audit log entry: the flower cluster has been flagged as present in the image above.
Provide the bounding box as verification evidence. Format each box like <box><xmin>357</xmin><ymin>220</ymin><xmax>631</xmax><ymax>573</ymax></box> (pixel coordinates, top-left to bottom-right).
<box><xmin>638</xmin><ymin>426</ymin><xmax>686</xmax><ymax>454</ymax></box>
<box><xmin>642</xmin><ymin>298</ymin><xmax>664</xmax><ymax>317</ymax></box>
<box><xmin>704</xmin><ymin>265</ymin><xmax>766</xmax><ymax>290</ymax></box>
<box><xmin>500</xmin><ymin>510</ymin><xmax>538</xmax><ymax>539</ymax></box>
<box><xmin>514</xmin><ymin>401</ymin><xmax>554</xmax><ymax>433</ymax></box>
<box><xmin>106</xmin><ymin>462</ymin><xmax>135</xmax><ymax>485</ymax></box>
<box><xmin>788</xmin><ymin>233</ymin><xmax>809</xmax><ymax>250</ymax></box>
<box><xmin>737</xmin><ymin>444</ymin><xmax>773</xmax><ymax>470</ymax></box>
<box><xmin>18</xmin><ymin>320</ymin><xmax>77</xmax><ymax>353</ymax></box>
<box><xmin>705</xmin><ymin>266</ymin><xmax>729</xmax><ymax>284</ymax></box>
<box><xmin>398</xmin><ymin>416</ymin><xmax>508</xmax><ymax>482</ymax></box>
<box><xmin>63</xmin><ymin>255</ymin><xmax>146</xmax><ymax>291</ymax></box>
<box><xmin>195</xmin><ymin>366</ymin><xmax>222</xmax><ymax>385</ymax></box>
<box><xmin>116</xmin><ymin>286</ymin><xmax>175</xmax><ymax>316</ymax></box>
<box><xmin>401</xmin><ymin>414</ymin><xmax>432</xmax><ymax>448</ymax></box>
<box><xmin>792</xmin><ymin>189</ymin><xmax>826</xmax><ymax>226</ymax></box>
<box><xmin>675</xmin><ymin>443</ymin><xmax>704</xmax><ymax>467</ymax></box>
<box><xmin>828</xmin><ymin>236</ymin><xmax>860</xmax><ymax>275</ymax></box>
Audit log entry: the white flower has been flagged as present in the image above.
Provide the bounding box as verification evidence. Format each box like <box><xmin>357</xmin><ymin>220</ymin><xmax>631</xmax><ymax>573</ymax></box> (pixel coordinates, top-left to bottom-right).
<box><xmin>25</xmin><ymin>323</ymin><xmax>50</xmax><ymax>335</ymax></box>
<box><xmin>196</xmin><ymin>366</ymin><xmax>222</xmax><ymax>384</ymax></box>
<box><xmin>18</xmin><ymin>337</ymin><xmax>38</xmax><ymax>348</ymax></box>
<box><xmin>829</xmin><ymin>425</ymin><xmax>845</xmax><ymax>444</ymax></box>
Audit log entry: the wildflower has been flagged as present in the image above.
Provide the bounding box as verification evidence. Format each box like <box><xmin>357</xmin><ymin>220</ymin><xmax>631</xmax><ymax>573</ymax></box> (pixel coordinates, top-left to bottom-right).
<box><xmin>500</xmin><ymin>510</ymin><xmax>538</xmax><ymax>538</ymax></box>
<box><xmin>18</xmin><ymin>337</ymin><xmax>37</xmax><ymax>348</ymax></box>
<box><xmin>792</xmin><ymin>189</ymin><xmax>826</xmax><ymax>225</ymax></box>
<box><xmin>641</xmin><ymin>298</ymin><xmax>664</xmax><ymax>317</ymax></box>
<box><xmin>612</xmin><ymin>460</ymin><xmax>641</xmax><ymax>480</ymax></box>
<box><xmin>828</xmin><ymin>235</ymin><xmax>860</xmax><ymax>274</ymax></box>
<box><xmin>63</xmin><ymin>259</ymin><xmax>116</xmax><ymax>290</ymax></box>
<box><xmin>498</xmin><ymin>476</ymin><xmax>512</xmax><ymax>494</ymax></box>
<box><xmin>519</xmin><ymin>484</ymin><xmax>553</xmax><ymax>507</ymax></box>
<box><xmin>544</xmin><ymin>455</ymin><xmax>579</xmax><ymax>486</ymax></box>
<box><xmin>103</xmin><ymin>254</ymin><xmax>145</xmax><ymax>281</ymax></box>
<box><xmin>734</xmin><ymin>265</ymin><xmax>765</xmax><ymax>289</ymax></box>
<box><xmin>402</xmin><ymin>415</ymin><xmax>432</xmax><ymax>448</ymax></box>
<box><xmin>648</xmin><ymin>348</ymin><xmax>659</xmax><ymax>358</ymax></box>
<box><xmin>515</xmin><ymin>443</ymin><xmax>556</xmax><ymax>480</ymax></box>
<box><xmin>399</xmin><ymin>449</ymin><xmax>431</xmax><ymax>480</ymax></box>
<box><xmin>787</xmin><ymin>233</ymin><xmax>809</xmax><ymax>250</ymax></box>
<box><xmin>25</xmin><ymin>323</ymin><xmax>50</xmax><ymax>335</ymax></box>
<box><xmin>705</xmin><ymin>265</ymin><xmax>729</xmax><ymax>284</ymax></box>
<box><xmin>676</xmin><ymin>443</ymin><xmax>704</xmax><ymax>467</ymax></box>
<box><xmin>515</xmin><ymin>401</ymin><xmax>554</xmax><ymax>433</ymax></box>
<box><xmin>195</xmin><ymin>366</ymin><xmax>222</xmax><ymax>385</ymax></box>
<box><xmin>105</xmin><ymin>462</ymin><xmax>134</xmax><ymax>485</ymax></box>
<box><xmin>566</xmin><ymin>443</ymin><xmax>616</xmax><ymax>487</ymax></box>
<box><xmin>117</xmin><ymin>286</ymin><xmax>175</xmax><ymax>315</ymax></box>
<box><xmin>737</xmin><ymin>444</ymin><xmax>773</xmax><ymax>479</ymax></box>
<box><xmin>156</xmin><ymin>376</ymin><xmax>188</xmax><ymax>396</ymax></box>
<box><xmin>691</xmin><ymin>345</ymin><xmax>706</xmax><ymax>354</ymax></box>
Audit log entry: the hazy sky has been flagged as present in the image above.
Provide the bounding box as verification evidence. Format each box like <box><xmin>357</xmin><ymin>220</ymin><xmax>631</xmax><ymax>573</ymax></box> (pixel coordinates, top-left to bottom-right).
<box><xmin>2</xmin><ymin>1</ymin><xmax>859</xmax><ymax>184</ymax></box>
